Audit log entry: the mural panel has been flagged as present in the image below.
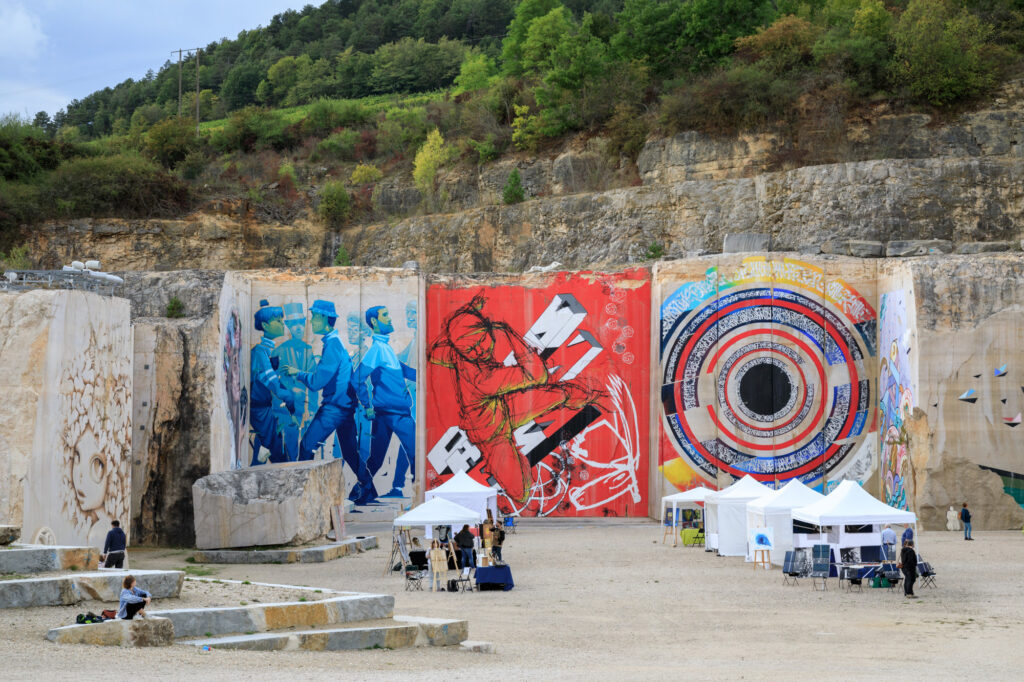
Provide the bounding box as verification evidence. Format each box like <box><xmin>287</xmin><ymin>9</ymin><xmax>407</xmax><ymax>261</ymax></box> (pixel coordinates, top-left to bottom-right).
<box><xmin>878</xmin><ymin>289</ymin><xmax>913</xmax><ymax>509</ymax></box>
<box><xmin>22</xmin><ymin>292</ymin><xmax>133</xmax><ymax>546</ymax></box>
<box><xmin>659</xmin><ymin>257</ymin><xmax>877</xmax><ymax>493</ymax></box>
<box><xmin>214</xmin><ymin>271</ymin><xmax>418</xmax><ymax>518</ymax></box>
<box><xmin>425</xmin><ymin>269</ymin><xmax>651</xmax><ymax>517</ymax></box>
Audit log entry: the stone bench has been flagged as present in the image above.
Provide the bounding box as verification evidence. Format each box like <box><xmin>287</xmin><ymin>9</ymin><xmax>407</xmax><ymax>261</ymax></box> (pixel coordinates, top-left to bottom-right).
<box><xmin>190</xmin><ymin>536</ymin><xmax>377</xmax><ymax>564</ymax></box>
<box><xmin>0</xmin><ymin>570</ymin><xmax>184</xmax><ymax>609</ymax></box>
<box><xmin>0</xmin><ymin>544</ymin><xmax>100</xmax><ymax>574</ymax></box>
<box><xmin>46</xmin><ymin>617</ymin><xmax>173</xmax><ymax>647</ymax></box>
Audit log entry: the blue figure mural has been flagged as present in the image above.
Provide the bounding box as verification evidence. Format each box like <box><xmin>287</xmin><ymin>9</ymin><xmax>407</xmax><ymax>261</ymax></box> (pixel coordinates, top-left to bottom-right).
<box><xmin>284</xmin><ymin>300</ymin><xmax>374</xmax><ymax>502</ymax></box>
<box><xmin>357</xmin><ymin>305</ymin><xmax>417</xmax><ymax>499</ymax></box>
<box><xmin>344</xmin><ymin>311</ymin><xmax>374</xmax><ymax>467</ymax></box>
<box><xmin>272</xmin><ymin>302</ymin><xmax>318</xmax><ymax>461</ymax></box>
<box><xmin>250</xmin><ymin>301</ymin><xmax>299</xmax><ymax>465</ymax></box>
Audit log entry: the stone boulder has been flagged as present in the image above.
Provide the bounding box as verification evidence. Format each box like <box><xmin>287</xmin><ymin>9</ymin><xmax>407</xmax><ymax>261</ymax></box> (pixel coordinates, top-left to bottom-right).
<box><xmin>192</xmin><ymin>459</ymin><xmax>346</xmax><ymax>550</ymax></box>
<box><xmin>0</xmin><ymin>525</ymin><xmax>19</xmax><ymax>545</ymax></box>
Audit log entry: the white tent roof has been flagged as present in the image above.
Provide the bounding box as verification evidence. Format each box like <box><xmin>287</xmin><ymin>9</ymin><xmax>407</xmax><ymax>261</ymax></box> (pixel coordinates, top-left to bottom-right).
<box><xmin>792</xmin><ymin>480</ymin><xmax>916</xmax><ymax>526</ymax></box>
<box><xmin>393</xmin><ymin>497</ymin><xmax>482</xmax><ymax>527</ymax></box>
<box><xmin>748</xmin><ymin>479</ymin><xmax>824</xmax><ymax>513</ymax></box>
<box><xmin>706</xmin><ymin>475</ymin><xmax>771</xmax><ymax>502</ymax></box>
<box><xmin>662</xmin><ymin>487</ymin><xmax>712</xmax><ymax>505</ymax></box>
<box><xmin>428</xmin><ymin>469</ymin><xmax>497</xmax><ymax>494</ymax></box>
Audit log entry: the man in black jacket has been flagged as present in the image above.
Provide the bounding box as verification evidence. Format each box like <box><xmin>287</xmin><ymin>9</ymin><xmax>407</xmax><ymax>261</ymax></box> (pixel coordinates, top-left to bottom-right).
<box><xmin>898</xmin><ymin>540</ymin><xmax>918</xmax><ymax>598</ymax></box>
<box><xmin>101</xmin><ymin>520</ymin><xmax>127</xmax><ymax>568</ymax></box>
<box><xmin>960</xmin><ymin>502</ymin><xmax>973</xmax><ymax>541</ymax></box>
<box><xmin>454</xmin><ymin>524</ymin><xmax>476</xmax><ymax>570</ymax></box>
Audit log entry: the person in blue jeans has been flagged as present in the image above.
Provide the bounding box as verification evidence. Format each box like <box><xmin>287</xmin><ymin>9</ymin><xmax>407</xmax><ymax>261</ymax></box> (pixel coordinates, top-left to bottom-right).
<box><xmin>355</xmin><ymin>306</ymin><xmax>417</xmax><ymax>498</ymax></box>
<box><xmin>454</xmin><ymin>524</ymin><xmax>476</xmax><ymax>570</ymax></box>
<box><xmin>285</xmin><ymin>300</ymin><xmax>374</xmax><ymax>503</ymax></box>
<box><xmin>960</xmin><ymin>502</ymin><xmax>973</xmax><ymax>540</ymax></box>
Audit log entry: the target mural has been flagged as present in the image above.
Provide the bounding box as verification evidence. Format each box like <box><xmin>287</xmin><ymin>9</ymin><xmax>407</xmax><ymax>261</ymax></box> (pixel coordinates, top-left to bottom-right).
<box><xmin>659</xmin><ymin>257</ymin><xmax>878</xmax><ymax>490</ymax></box>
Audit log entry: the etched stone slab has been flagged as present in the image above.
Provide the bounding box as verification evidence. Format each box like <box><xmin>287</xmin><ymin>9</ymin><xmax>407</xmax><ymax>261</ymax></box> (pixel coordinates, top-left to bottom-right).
<box><xmin>723</xmin><ymin>233</ymin><xmax>771</xmax><ymax>253</ymax></box>
<box><xmin>192</xmin><ymin>459</ymin><xmax>345</xmax><ymax>550</ymax></box>
<box><xmin>886</xmin><ymin>239</ymin><xmax>953</xmax><ymax>257</ymax></box>
<box><xmin>46</xmin><ymin>616</ymin><xmax>173</xmax><ymax>646</ymax></box>
<box><xmin>190</xmin><ymin>536</ymin><xmax>377</xmax><ymax>564</ymax></box>
<box><xmin>185</xmin><ymin>624</ymin><xmax>421</xmax><ymax>651</ymax></box>
<box><xmin>956</xmin><ymin>241</ymin><xmax>1017</xmax><ymax>254</ymax></box>
<box><xmin>0</xmin><ymin>544</ymin><xmax>100</xmax><ymax>574</ymax></box>
<box><xmin>393</xmin><ymin>616</ymin><xmax>469</xmax><ymax>646</ymax></box>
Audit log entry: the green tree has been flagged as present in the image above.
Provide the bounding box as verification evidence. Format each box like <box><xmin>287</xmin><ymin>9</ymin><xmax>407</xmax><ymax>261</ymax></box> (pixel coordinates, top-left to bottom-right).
<box><xmin>318</xmin><ymin>181</ymin><xmax>351</xmax><ymax>226</ymax></box>
<box><xmin>521</xmin><ymin>7</ymin><xmax>575</xmax><ymax>76</ymax></box>
<box><xmin>413</xmin><ymin>129</ymin><xmax>452</xmax><ymax>196</ymax></box>
<box><xmin>678</xmin><ymin>0</ymin><xmax>780</xmax><ymax>70</ymax></box>
<box><xmin>454</xmin><ymin>52</ymin><xmax>498</xmax><ymax>94</ymax></box>
<box><xmin>503</xmin><ymin>167</ymin><xmax>525</xmax><ymax>204</ymax></box>
<box><xmin>145</xmin><ymin>117</ymin><xmax>198</xmax><ymax>168</ymax></box>
<box><xmin>611</xmin><ymin>0</ymin><xmax>686</xmax><ymax>74</ymax></box>
<box><xmin>501</xmin><ymin>0</ymin><xmax>564</xmax><ymax>75</ymax></box>
<box><xmin>736</xmin><ymin>16</ymin><xmax>822</xmax><ymax>75</ymax></box>
<box><xmin>891</xmin><ymin>0</ymin><xmax>1005</xmax><ymax>105</ymax></box>
<box><xmin>221</xmin><ymin>62</ymin><xmax>264</xmax><ymax>110</ymax></box>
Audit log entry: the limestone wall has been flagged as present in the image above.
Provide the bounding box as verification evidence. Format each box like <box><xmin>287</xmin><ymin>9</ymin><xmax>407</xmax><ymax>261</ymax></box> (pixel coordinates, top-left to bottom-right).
<box><xmin>0</xmin><ymin>290</ymin><xmax>132</xmax><ymax>546</ymax></box>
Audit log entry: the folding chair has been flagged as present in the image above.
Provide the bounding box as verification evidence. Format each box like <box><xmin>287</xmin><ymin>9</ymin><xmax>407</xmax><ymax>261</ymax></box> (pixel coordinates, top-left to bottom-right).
<box><xmin>455</xmin><ymin>568</ymin><xmax>475</xmax><ymax>593</ymax></box>
<box><xmin>917</xmin><ymin>560</ymin><xmax>937</xmax><ymax>589</ymax></box>
<box><xmin>840</xmin><ymin>566</ymin><xmax>863</xmax><ymax>593</ymax></box>
<box><xmin>404</xmin><ymin>565</ymin><xmax>427</xmax><ymax>591</ymax></box>
<box><xmin>880</xmin><ymin>563</ymin><xmax>901</xmax><ymax>593</ymax></box>
<box><xmin>687</xmin><ymin>526</ymin><xmax>705</xmax><ymax>548</ymax></box>
<box><xmin>781</xmin><ymin>551</ymin><xmax>802</xmax><ymax>586</ymax></box>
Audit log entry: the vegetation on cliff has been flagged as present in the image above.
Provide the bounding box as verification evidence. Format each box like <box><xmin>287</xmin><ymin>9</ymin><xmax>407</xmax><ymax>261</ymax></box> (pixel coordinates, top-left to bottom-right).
<box><xmin>2</xmin><ymin>0</ymin><xmax>1023</xmax><ymax>250</ymax></box>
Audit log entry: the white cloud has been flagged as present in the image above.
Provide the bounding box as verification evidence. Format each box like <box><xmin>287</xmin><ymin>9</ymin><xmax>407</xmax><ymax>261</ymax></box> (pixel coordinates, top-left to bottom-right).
<box><xmin>0</xmin><ymin>3</ymin><xmax>47</xmax><ymax>61</ymax></box>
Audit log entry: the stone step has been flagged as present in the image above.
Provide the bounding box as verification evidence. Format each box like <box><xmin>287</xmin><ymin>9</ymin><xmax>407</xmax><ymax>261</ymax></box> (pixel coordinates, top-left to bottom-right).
<box><xmin>150</xmin><ymin>592</ymin><xmax>394</xmax><ymax>638</ymax></box>
<box><xmin>0</xmin><ymin>544</ymin><xmax>100</xmax><ymax>574</ymax></box>
<box><xmin>182</xmin><ymin>616</ymin><xmax>467</xmax><ymax>652</ymax></box>
<box><xmin>0</xmin><ymin>569</ymin><xmax>183</xmax><ymax>609</ymax></box>
<box><xmin>46</xmin><ymin>616</ymin><xmax>174</xmax><ymax>647</ymax></box>
<box><xmin>190</xmin><ymin>536</ymin><xmax>378</xmax><ymax>564</ymax></box>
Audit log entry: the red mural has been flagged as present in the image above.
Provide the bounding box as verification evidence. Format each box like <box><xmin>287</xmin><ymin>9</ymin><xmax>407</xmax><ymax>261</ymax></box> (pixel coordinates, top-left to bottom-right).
<box><xmin>426</xmin><ymin>269</ymin><xmax>651</xmax><ymax>517</ymax></box>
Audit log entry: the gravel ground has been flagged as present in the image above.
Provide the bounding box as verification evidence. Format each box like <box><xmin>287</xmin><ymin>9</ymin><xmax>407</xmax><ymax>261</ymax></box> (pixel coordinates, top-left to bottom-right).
<box><xmin>1</xmin><ymin>521</ymin><xmax>1021</xmax><ymax>681</ymax></box>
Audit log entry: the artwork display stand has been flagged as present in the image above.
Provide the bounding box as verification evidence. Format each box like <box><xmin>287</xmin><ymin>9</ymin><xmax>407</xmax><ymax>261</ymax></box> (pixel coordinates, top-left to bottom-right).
<box><xmin>753</xmin><ymin>549</ymin><xmax>770</xmax><ymax>570</ymax></box>
<box><xmin>385</xmin><ymin>528</ymin><xmax>412</xmax><ymax>575</ymax></box>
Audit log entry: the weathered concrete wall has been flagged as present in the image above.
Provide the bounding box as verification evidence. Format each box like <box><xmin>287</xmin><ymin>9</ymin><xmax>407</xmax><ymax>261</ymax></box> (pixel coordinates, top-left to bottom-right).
<box><xmin>0</xmin><ymin>290</ymin><xmax>132</xmax><ymax>547</ymax></box>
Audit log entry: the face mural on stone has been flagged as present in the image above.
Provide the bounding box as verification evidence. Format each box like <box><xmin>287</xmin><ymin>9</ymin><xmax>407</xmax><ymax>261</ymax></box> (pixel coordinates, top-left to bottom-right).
<box><xmin>71</xmin><ymin>427</ymin><xmax>108</xmax><ymax>512</ymax></box>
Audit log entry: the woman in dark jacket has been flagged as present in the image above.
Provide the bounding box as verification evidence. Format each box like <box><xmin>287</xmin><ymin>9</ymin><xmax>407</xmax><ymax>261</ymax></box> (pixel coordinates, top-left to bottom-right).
<box><xmin>454</xmin><ymin>524</ymin><xmax>476</xmax><ymax>569</ymax></box>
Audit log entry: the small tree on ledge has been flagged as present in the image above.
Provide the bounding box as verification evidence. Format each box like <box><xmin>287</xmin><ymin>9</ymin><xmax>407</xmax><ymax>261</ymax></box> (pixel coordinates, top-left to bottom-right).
<box><xmin>503</xmin><ymin>168</ymin><xmax>524</xmax><ymax>205</ymax></box>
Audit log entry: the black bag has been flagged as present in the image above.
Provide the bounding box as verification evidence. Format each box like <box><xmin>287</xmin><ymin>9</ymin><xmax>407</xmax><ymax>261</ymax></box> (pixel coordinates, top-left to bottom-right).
<box><xmin>447</xmin><ymin>579</ymin><xmax>458</xmax><ymax>592</ymax></box>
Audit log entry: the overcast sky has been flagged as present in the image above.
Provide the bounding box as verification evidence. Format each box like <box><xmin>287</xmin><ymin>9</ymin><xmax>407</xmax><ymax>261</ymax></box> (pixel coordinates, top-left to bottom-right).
<box><xmin>0</xmin><ymin>0</ymin><xmax>309</xmax><ymax>118</ymax></box>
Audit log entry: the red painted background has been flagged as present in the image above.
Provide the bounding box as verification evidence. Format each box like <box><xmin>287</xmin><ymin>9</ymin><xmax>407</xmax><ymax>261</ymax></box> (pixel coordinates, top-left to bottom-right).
<box><xmin>425</xmin><ymin>269</ymin><xmax>651</xmax><ymax>517</ymax></box>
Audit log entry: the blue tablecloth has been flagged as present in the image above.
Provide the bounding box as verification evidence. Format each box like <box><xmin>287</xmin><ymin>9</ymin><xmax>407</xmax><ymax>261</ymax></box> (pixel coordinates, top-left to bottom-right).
<box><xmin>475</xmin><ymin>565</ymin><xmax>514</xmax><ymax>591</ymax></box>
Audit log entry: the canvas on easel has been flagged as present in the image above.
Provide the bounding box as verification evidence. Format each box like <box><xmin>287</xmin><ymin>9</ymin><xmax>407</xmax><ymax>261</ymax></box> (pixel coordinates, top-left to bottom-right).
<box><xmin>749</xmin><ymin>527</ymin><xmax>774</xmax><ymax>570</ymax></box>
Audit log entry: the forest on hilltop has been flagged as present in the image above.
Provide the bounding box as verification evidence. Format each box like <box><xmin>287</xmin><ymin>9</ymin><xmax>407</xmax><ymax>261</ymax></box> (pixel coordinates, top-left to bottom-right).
<box><xmin>2</xmin><ymin>0</ymin><xmax>1023</xmax><ymax>256</ymax></box>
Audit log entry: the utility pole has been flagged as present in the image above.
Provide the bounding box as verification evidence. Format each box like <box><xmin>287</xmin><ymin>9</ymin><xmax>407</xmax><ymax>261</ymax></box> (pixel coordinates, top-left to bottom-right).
<box><xmin>195</xmin><ymin>47</ymin><xmax>201</xmax><ymax>135</ymax></box>
<box><xmin>171</xmin><ymin>47</ymin><xmax>203</xmax><ymax>124</ymax></box>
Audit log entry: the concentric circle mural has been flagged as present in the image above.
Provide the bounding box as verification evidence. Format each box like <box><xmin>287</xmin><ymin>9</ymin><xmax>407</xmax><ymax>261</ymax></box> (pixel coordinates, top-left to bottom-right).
<box><xmin>659</xmin><ymin>257</ymin><xmax>878</xmax><ymax>488</ymax></box>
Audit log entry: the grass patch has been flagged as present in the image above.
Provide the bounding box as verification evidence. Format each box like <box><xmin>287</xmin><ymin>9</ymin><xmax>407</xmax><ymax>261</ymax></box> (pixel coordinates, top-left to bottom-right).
<box><xmin>182</xmin><ymin>565</ymin><xmax>218</xmax><ymax>576</ymax></box>
<box><xmin>0</xmin><ymin>573</ymin><xmax>27</xmax><ymax>581</ymax></box>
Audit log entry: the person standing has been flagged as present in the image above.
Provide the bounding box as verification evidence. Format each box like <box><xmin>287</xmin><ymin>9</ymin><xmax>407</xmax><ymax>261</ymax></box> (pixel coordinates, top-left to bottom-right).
<box><xmin>454</xmin><ymin>524</ymin><xmax>476</xmax><ymax>570</ymax></box>
<box><xmin>898</xmin><ymin>540</ymin><xmax>918</xmax><ymax>598</ymax></box>
<box><xmin>960</xmin><ymin>502</ymin><xmax>973</xmax><ymax>540</ymax></box>
<box><xmin>250</xmin><ymin>301</ymin><xmax>300</xmax><ymax>465</ymax></box>
<box><xmin>100</xmin><ymin>519</ymin><xmax>127</xmax><ymax>568</ymax></box>
<box><xmin>901</xmin><ymin>525</ymin><xmax>914</xmax><ymax>547</ymax></box>
<box><xmin>881</xmin><ymin>524</ymin><xmax>897</xmax><ymax>559</ymax></box>
<box><xmin>428</xmin><ymin>540</ymin><xmax>447</xmax><ymax>592</ymax></box>
<box><xmin>492</xmin><ymin>522</ymin><xmax>505</xmax><ymax>564</ymax></box>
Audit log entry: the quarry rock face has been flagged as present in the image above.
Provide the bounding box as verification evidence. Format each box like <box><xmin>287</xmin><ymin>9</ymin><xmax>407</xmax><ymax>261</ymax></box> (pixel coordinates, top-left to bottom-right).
<box><xmin>192</xmin><ymin>458</ymin><xmax>346</xmax><ymax>549</ymax></box>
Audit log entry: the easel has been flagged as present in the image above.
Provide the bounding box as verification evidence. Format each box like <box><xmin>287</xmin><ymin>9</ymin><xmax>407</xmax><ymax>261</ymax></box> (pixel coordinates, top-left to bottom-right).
<box><xmin>753</xmin><ymin>549</ymin><xmax>770</xmax><ymax>570</ymax></box>
<box><xmin>385</xmin><ymin>527</ymin><xmax>412</xmax><ymax>575</ymax></box>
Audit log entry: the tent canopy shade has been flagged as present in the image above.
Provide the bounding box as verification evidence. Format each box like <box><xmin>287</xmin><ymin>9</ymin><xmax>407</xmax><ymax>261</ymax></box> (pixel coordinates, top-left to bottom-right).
<box><xmin>705</xmin><ymin>475</ymin><xmax>772</xmax><ymax>556</ymax></box>
<box><xmin>393</xmin><ymin>497</ymin><xmax>482</xmax><ymax>527</ymax></box>
<box><xmin>748</xmin><ymin>479</ymin><xmax>825</xmax><ymax>514</ymax></box>
<box><xmin>424</xmin><ymin>470</ymin><xmax>500</xmax><ymax>520</ymax></box>
<box><xmin>791</xmin><ymin>480</ymin><xmax>917</xmax><ymax>526</ymax></box>
<box><xmin>745</xmin><ymin>480</ymin><xmax>825</xmax><ymax>565</ymax></box>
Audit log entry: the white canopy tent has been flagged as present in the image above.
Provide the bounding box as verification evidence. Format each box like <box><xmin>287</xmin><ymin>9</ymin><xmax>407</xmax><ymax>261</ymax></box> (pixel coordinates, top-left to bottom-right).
<box><xmin>424</xmin><ymin>470</ymin><xmax>500</xmax><ymax>521</ymax></box>
<box><xmin>660</xmin><ymin>487</ymin><xmax>711</xmax><ymax>544</ymax></box>
<box><xmin>745</xmin><ymin>480</ymin><xmax>825</xmax><ymax>565</ymax></box>
<box><xmin>791</xmin><ymin>480</ymin><xmax>917</xmax><ymax>562</ymax></box>
<box><xmin>393</xmin><ymin>496</ymin><xmax>483</xmax><ymax>529</ymax></box>
<box><xmin>705</xmin><ymin>475</ymin><xmax>772</xmax><ymax>556</ymax></box>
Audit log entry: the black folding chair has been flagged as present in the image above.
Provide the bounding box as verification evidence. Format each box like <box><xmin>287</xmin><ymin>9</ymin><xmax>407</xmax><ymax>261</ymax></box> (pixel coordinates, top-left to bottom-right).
<box><xmin>917</xmin><ymin>560</ymin><xmax>937</xmax><ymax>589</ymax></box>
<box><xmin>404</xmin><ymin>565</ymin><xmax>427</xmax><ymax>591</ymax></box>
<box><xmin>880</xmin><ymin>563</ymin><xmax>901</xmax><ymax>593</ymax></box>
<box><xmin>687</xmin><ymin>527</ymin><xmax>705</xmax><ymax>548</ymax></box>
<box><xmin>840</xmin><ymin>566</ymin><xmax>863</xmax><ymax>593</ymax></box>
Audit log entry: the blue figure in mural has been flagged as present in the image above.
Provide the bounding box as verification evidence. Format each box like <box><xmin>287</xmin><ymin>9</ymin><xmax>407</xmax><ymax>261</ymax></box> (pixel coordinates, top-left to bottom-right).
<box><xmin>250</xmin><ymin>300</ymin><xmax>299</xmax><ymax>465</ymax></box>
<box><xmin>272</xmin><ymin>302</ymin><xmax>318</xmax><ymax>461</ymax></box>
<box><xmin>357</xmin><ymin>305</ymin><xmax>417</xmax><ymax>499</ymax></box>
<box><xmin>397</xmin><ymin>300</ymin><xmax>418</xmax><ymax>417</ymax></box>
<box><xmin>344</xmin><ymin>311</ymin><xmax>374</xmax><ymax>467</ymax></box>
<box><xmin>285</xmin><ymin>300</ymin><xmax>374</xmax><ymax>502</ymax></box>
